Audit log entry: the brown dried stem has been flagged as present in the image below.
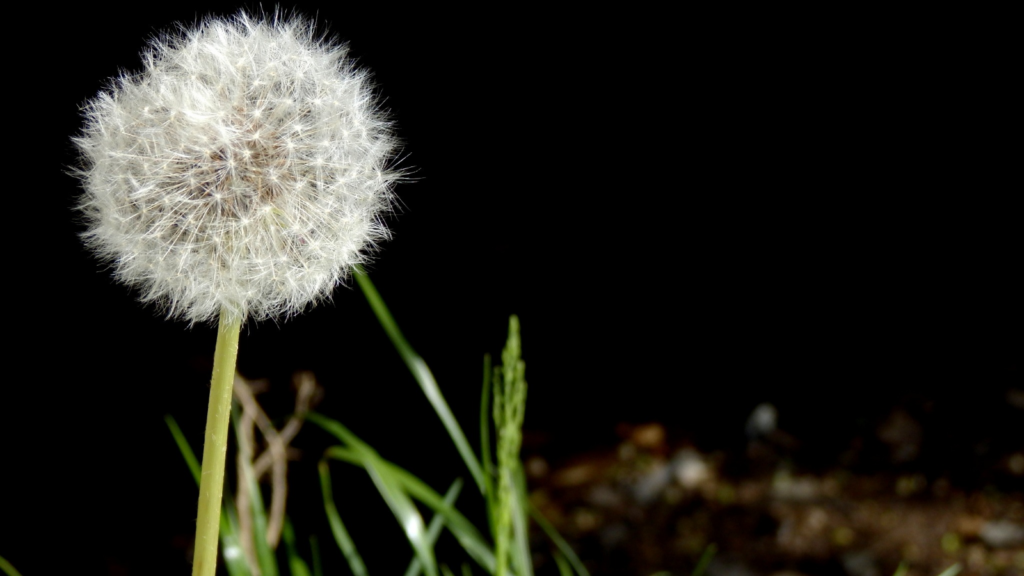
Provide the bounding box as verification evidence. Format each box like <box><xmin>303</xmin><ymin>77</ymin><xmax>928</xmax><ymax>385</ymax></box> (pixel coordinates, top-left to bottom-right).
<box><xmin>232</xmin><ymin>371</ymin><xmax>319</xmax><ymax>569</ymax></box>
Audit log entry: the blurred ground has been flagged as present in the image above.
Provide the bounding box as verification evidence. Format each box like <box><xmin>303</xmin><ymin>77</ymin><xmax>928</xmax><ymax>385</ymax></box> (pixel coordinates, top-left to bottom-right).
<box><xmin>526</xmin><ymin>394</ymin><xmax>1024</xmax><ymax>576</ymax></box>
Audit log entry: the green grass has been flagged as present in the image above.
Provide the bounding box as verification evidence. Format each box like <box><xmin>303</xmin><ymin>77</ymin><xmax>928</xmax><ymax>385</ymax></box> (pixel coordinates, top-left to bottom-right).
<box><xmin>344</xmin><ymin>269</ymin><xmax>589</xmax><ymax>575</ymax></box>
<box><xmin>162</xmin><ymin>267</ymin><xmax>593</xmax><ymax>575</ymax></box>
<box><xmin>161</xmin><ymin>268</ymin><xmax>978</xmax><ymax>576</ymax></box>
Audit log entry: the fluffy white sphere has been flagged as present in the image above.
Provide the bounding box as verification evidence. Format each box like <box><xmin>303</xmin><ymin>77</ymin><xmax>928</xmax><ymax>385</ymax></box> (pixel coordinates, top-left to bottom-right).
<box><xmin>75</xmin><ymin>13</ymin><xmax>398</xmax><ymax>324</ymax></box>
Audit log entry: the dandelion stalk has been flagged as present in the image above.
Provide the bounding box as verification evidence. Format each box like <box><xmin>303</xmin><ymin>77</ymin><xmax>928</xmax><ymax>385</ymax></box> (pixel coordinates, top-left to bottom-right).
<box><xmin>192</xmin><ymin>310</ymin><xmax>242</xmax><ymax>576</ymax></box>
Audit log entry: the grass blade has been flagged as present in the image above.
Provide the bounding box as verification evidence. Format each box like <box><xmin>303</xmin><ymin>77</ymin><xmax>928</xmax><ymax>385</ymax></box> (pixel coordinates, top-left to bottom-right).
<box><xmin>692</xmin><ymin>543</ymin><xmax>716</xmax><ymax>576</ymax></box>
<box><xmin>232</xmin><ymin>403</ymin><xmax>279</xmax><ymax>576</ymax></box>
<box><xmin>388</xmin><ymin>459</ymin><xmax>496</xmax><ymax>574</ymax></box>
<box><xmin>552</xmin><ymin>553</ymin><xmax>572</xmax><ymax>576</ymax></box>
<box><xmin>936</xmin><ymin>565</ymin><xmax>962</xmax><ymax>576</ymax></box>
<box><xmin>220</xmin><ymin>502</ymin><xmax>254</xmax><ymax>576</ymax></box>
<box><xmin>165</xmin><ymin>415</ymin><xmax>201</xmax><ymax>483</ymax></box>
<box><xmin>0</xmin><ymin>555</ymin><xmax>23</xmax><ymax>576</ymax></box>
<box><xmin>309</xmin><ymin>414</ymin><xmax>437</xmax><ymax>576</ymax></box>
<box><xmin>166</xmin><ymin>415</ymin><xmax>253</xmax><ymax>576</ymax></box>
<box><xmin>318</xmin><ymin>460</ymin><xmax>368</xmax><ymax>576</ymax></box>
<box><xmin>405</xmin><ymin>479</ymin><xmax>464</xmax><ymax>576</ymax></box>
<box><xmin>324</xmin><ymin>446</ymin><xmax>496</xmax><ymax>574</ymax></box>
<box><xmin>310</xmin><ymin>535</ymin><xmax>322</xmax><ymax>576</ymax></box>
<box><xmin>363</xmin><ymin>454</ymin><xmax>438</xmax><ymax>576</ymax></box>
<box><xmin>282</xmin><ymin>519</ymin><xmax>312</xmax><ymax>576</ymax></box>
<box><xmin>479</xmin><ymin>354</ymin><xmax>496</xmax><ymax>538</ymax></box>
<box><xmin>353</xmin><ymin>266</ymin><xmax>485</xmax><ymax>493</ymax></box>
<box><xmin>529</xmin><ymin>505</ymin><xmax>589</xmax><ymax>576</ymax></box>
<box><xmin>311</xmin><ymin>413</ymin><xmax>496</xmax><ymax>574</ymax></box>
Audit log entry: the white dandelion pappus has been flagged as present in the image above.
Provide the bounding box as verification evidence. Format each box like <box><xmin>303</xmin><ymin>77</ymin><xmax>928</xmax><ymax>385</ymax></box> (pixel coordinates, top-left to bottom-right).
<box><xmin>74</xmin><ymin>12</ymin><xmax>398</xmax><ymax>324</ymax></box>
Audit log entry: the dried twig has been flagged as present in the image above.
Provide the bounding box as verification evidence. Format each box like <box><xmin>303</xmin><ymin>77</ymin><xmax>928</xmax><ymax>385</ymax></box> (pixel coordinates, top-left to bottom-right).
<box><xmin>232</xmin><ymin>371</ymin><xmax>320</xmax><ymax>561</ymax></box>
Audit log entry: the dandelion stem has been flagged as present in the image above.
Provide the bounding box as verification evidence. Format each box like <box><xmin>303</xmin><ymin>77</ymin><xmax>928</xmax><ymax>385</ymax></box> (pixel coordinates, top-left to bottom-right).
<box><xmin>192</xmin><ymin>309</ymin><xmax>242</xmax><ymax>576</ymax></box>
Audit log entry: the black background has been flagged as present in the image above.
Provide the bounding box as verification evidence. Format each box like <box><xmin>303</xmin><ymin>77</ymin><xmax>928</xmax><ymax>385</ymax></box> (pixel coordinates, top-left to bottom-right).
<box><xmin>2</xmin><ymin>5</ymin><xmax>1019</xmax><ymax>575</ymax></box>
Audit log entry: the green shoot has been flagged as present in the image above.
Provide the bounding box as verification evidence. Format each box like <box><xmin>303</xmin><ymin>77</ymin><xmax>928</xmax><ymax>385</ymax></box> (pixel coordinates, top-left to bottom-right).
<box><xmin>353</xmin><ymin>266</ymin><xmax>485</xmax><ymax>492</ymax></box>
<box><xmin>0</xmin><ymin>555</ymin><xmax>23</xmax><ymax>576</ymax></box>
<box><xmin>692</xmin><ymin>544</ymin><xmax>716</xmax><ymax>576</ymax></box>
<box><xmin>318</xmin><ymin>460</ymin><xmax>368</xmax><ymax>576</ymax></box>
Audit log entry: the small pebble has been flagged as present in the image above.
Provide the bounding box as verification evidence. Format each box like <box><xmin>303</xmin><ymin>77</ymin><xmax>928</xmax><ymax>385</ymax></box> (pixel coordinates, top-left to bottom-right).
<box><xmin>672</xmin><ymin>448</ymin><xmax>711</xmax><ymax>490</ymax></box>
<box><xmin>586</xmin><ymin>483</ymin><xmax>623</xmax><ymax>508</ymax></box>
<box><xmin>524</xmin><ymin>456</ymin><xmax>549</xmax><ymax>479</ymax></box>
<box><xmin>552</xmin><ymin>462</ymin><xmax>601</xmax><ymax>487</ymax></box>
<box><xmin>630</xmin><ymin>422</ymin><xmax>667</xmax><ymax>450</ymax></box>
<box><xmin>840</xmin><ymin>550</ymin><xmax>880</xmax><ymax>576</ymax></box>
<box><xmin>771</xmin><ymin>470</ymin><xmax>819</xmax><ymax>501</ymax></box>
<box><xmin>633</xmin><ymin>461</ymin><xmax>671</xmax><ymax>504</ymax></box>
<box><xmin>1008</xmin><ymin>452</ymin><xmax>1024</xmax><ymax>476</ymax></box>
<box><xmin>746</xmin><ymin>403</ymin><xmax>777</xmax><ymax>439</ymax></box>
<box><xmin>980</xmin><ymin>519</ymin><xmax>1024</xmax><ymax>548</ymax></box>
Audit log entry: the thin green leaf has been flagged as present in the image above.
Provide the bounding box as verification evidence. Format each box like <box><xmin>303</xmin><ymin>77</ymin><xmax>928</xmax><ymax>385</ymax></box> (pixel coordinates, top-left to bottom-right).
<box><xmin>324</xmin><ymin>446</ymin><xmax>496</xmax><ymax>574</ymax></box>
<box><xmin>480</xmin><ymin>353</ymin><xmax>496</xmax><ymax>538</ymax></box>
<box><xmin>692</xmin><ymin>544</ymin><xmax>716</xmax><ymax>576</ymax></box>
<box><xmin>353</xmin><ymin>266</ymin><xmax>485</xmax><ymax>492</ymax></box>
<box><xmin>405</xmin><ymin>479</ymin><xmax>464</xmax><ymax>576</ymax></box>
<box><xmin>936</xmin><ymin>564</ymin><xmax>962</xmax><ymax>576</ymax></box>
<box><xmin>461</xmin><ymin>564</ymin><xmax>472</xmax><ymax>576</ymax></box>
<box><xmin>362</xmin><ymin>452</ymin><xmax>438</xmax><ymax>576</ymax></box>
<box><xmin>0</xmin><ymin>555</ymin><xmax>23</xmax><ymax>576</ymax></box>
<box><xmin>311</xmin><ymin>414</ymin><xmax>496</xmax><ymax>572</ymax></box>
<box><xmin>307</xmin><ymin>414</ymin><xmax>437</xmax><ymax>576</ymax></box>
<box><xmin>552</xmin><ymin>553</ymin><xmax>572</xmax><ymax>576</ymax></box>
<box><xmin>165</xmin><ymin>415</ymin><xmax>252</xmax><ymax>576</ymax></box>
<box><xmin>318</xmin><ymin>460</ymin><xmax>368</xmax><ymax>576</ymax></box>
<box><xmin>308</xmin><ymin>413</ymin><xmax>374</xmax><ymax>454</ymax></box>
<box><xmin>246</xmin><ymin>468</ymin><xmax>278</xmax><ymax>575</ymax></box>
<box><xmin>892</xmin><ymin>562</ymin><xmax>909</xmax><ymax>576</ymax></box>
<box><xmin>220</xmin><ymin>497</ymin><xmax>254</xmax><ymax>576</ymax></box>
<box><xmin>389</xmin><ymin>461</ymin><xmax>495</xmax><ymax>574</ymax></box>
<box><xmin>441</xmin><ymin>566</ymin><xmax>456</xmax><ymax>576</ymax></box>
<box><xmin>310</xmin><ymin>535</ymin><xmax>323</xmax><ymax>576</ymax></box>
<box><xmin>165</xmin><ymin>415</ymin><xmax>201</xmax><ymax>484</ymax></box>
<box><xmin>309</xmin><ymin>415</ymin><xmax>437</xmax><ymax>576</ymax></box>
<box><xmin>282</xmin><ymin>519</ymin><xmax>312</xmax><ymax>576</ymax></box>
<box><xmin>315</xmin><ymin>412</ymin><xmax>495</xmax><ymax>569</ymax></box>
<box><xmin>232</xmin><ymin>403</ymin><xmax>279</xmax><ymax>576</ymax></box>
<box><xmin>528</xmin><ymin>505</ymin><xmax>589</xmax><ymax>576</ymax></box>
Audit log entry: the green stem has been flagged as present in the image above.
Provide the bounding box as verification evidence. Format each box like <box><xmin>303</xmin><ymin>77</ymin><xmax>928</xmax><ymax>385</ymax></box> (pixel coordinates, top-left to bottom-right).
<box><xmin>192</xmin><ymin>309</ymin><xmax>242</xmax><ymax>576</ymax></box>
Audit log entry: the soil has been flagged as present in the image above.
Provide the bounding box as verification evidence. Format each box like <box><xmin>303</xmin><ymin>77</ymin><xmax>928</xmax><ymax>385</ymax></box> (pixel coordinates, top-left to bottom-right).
<box><xmin>526</xmin><ymin>404</ymin><xmax>1024</xmax><ymax>576</ymax></box>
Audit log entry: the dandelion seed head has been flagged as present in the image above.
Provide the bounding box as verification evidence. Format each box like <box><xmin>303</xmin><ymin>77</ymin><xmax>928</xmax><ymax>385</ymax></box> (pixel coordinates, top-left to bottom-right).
<box><xmin>74</xmin><ymin>11</ymin><xmax>398</xmax><ymax>324</ymax></box>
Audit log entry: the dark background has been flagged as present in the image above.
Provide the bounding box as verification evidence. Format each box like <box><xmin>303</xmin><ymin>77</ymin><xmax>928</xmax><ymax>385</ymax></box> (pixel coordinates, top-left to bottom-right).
<box><xmin>3</xmin><ymin>5</ymin><xmax>1018</xmax><ymax>575</ymax></box>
